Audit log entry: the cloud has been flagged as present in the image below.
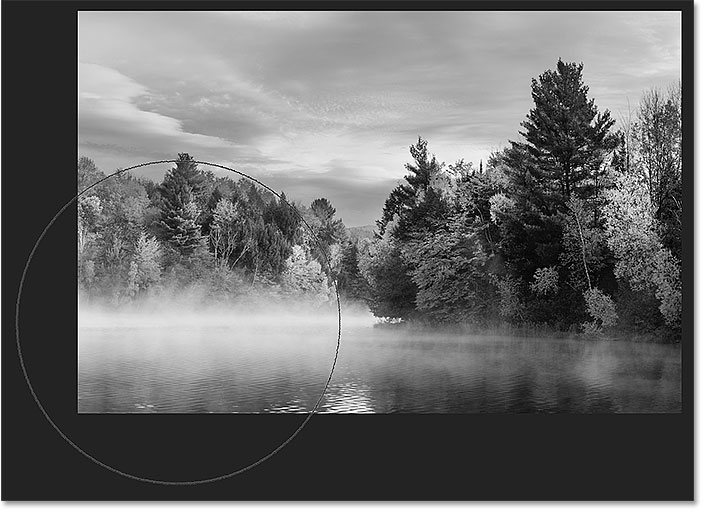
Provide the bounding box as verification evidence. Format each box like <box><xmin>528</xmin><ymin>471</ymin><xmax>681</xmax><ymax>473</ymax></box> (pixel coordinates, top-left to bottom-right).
<box><xmin>79</xmin><ymin>63</ymin><xmax>235</xmax><ymax>150</ymax></box>
<box><xmin>78</xmin><ymin>62</ymin><xmax>291</xmax><ymax>178</ymax></box>
<box><xmin>78</xmin><ymin>11</ymin><xmax>681</xmax><ymax>226</ymax></box>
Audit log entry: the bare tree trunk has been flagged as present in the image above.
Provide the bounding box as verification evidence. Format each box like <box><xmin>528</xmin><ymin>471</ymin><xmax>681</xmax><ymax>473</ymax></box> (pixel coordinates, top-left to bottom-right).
<box><xmin>251</xmin><ymin>260</ymin><xmax>258</xmax><ymax>288</ymax></box>
<box><xmin>572</xmin><ymin>201</ymin><xmax>592</xmax><ymax>290</ymax></box>
<box><xmin>231</xmin><ymin>245</ymin><xmax>249</xmax><ymax>269</ymax></box>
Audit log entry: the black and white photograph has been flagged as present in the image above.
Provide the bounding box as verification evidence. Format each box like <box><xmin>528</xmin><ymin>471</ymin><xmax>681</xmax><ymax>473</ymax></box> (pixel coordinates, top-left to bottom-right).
<box><xmin>77</xmin><ymin>10</ymin><xmax>683</xmax><ymax>415</ymax></box>
<box><xmin>3</xmin><ymin>0</ymin><xmax>694</xmax><ymax>501</ymax></box>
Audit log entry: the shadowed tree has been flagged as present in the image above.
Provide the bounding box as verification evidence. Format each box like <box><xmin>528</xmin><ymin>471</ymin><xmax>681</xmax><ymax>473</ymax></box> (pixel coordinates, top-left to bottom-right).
<box><xmin>358</xmin><ymin>236</ymin><xmax>418</xmax><ymax>319</ymax></box>
<box><xmin>264</xmin><ymin>191</ymin><xmax>301</xmax><ymax>245</ymax></box>
<box><xmin>336</xmin><ymin>240</ymin><xmax>369</xmax><ymax>301</ymax></box>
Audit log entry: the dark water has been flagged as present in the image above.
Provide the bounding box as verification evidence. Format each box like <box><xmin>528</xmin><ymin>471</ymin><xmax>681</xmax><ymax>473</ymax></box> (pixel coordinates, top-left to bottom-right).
<box><xmin>78</xmin><ymin>312</ymin><xmax>681</xmax><ymax>414</ymax></box>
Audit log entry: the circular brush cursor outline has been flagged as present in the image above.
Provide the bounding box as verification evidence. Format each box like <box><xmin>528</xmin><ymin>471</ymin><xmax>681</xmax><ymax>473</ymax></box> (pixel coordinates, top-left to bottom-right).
<box><xmin>15</xmin><ymin>159</ymin><xmax>342</xmax><ymax>485</ymax></box>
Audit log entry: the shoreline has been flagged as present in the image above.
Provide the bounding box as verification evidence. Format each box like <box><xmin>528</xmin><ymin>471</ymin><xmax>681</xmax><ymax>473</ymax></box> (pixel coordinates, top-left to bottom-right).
<box><xmin>371</xmin><ymin>319</ymin><xmax>681</xmax><ymax>344</ymax></box>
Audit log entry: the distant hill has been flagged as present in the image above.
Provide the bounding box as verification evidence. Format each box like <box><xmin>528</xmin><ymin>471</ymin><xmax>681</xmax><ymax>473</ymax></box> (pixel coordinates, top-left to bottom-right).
<box><xmin>347</xmin><ymin>224</ymin><xmax>377</xmax><ymax>242</ymax></box>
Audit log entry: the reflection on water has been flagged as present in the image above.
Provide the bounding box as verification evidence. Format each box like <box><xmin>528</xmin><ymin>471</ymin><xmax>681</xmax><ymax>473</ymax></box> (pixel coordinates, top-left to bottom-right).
<box><xmin>78</xmin><ymin>313</ymin><xmax>681</xmax><ymax>414</ymax></box>
<box><xmin>263</xmin><ymin>382</ymin><xmax>375</xmax><ymax>413</ymax></box>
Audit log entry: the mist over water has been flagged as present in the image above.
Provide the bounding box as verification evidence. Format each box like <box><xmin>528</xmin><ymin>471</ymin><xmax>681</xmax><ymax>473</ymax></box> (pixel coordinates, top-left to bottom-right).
<box><xmin>78</xmin><ymin>299</ymin><xmax>681</xmax><ymax>414</ymax></box>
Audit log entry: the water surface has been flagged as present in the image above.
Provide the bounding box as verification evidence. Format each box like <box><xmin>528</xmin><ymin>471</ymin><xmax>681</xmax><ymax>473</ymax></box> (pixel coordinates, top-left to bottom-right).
<box><xmin>78</xmin><ymin>311</ymin><xmax>681</xmax><ymax>413</ymax></box>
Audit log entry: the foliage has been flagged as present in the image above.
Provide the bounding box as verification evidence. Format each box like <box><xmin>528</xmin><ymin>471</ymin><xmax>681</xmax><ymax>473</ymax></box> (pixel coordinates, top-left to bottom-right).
<box><xmin>78</xmin><ymin>195</ymin><xmax>102</xmax><ymax>259</ymax></box>
<box><xmin>491</xmin><ymin>274</ymin><xmax>526</xmax><ymax>322</ymax></box>
<box><xmin>401</xmin><ymin>214</ymin><xmax>495</xmax><ymax>323</ymax></box>
<box><xmin>308</xmin><ymin>197</ymin><xmax>346</xmax><ymax>267</ymax></box>
<box><xmin>583</xmin><ymin>287</ymin><xmax>618</xmax><ymax>331</ymax></box>
<box><xmin>489</xmin><ymin>193</ymin><xmax>516</xmax><ymax>224</ymax></box>
<box><xmin>77</xmin><ymin>61</ymin><xmax>683</xmax><ymax>337</ymax></box>
<box><xmin>358</xmin><ymin>61</ymin><xmax>681</xmax><ymax>335</ymax></box>
<box><xmin>650</xmin><ymin>248</ymin><xmax>682</xmax><ymax>328</ymax></box>
<box><xmin>77</xmin><ymin>155</ymin><xmax>343</xmax><ymax>309</ymax></box>
<box><xmin>560</xmin><ymin>196</ymin><xmax>610</xmax><ymax>292</ymax></box>
<box><xmin>157</xmin><ymin>153</ymin><xmax>207</xmax><ymax>256</ymax></box>
<box><xmin>209</xmin><ymin>198</ymin><xmax>241</xmax><ymax>268</ymax></box>
<box><xmin>281</xmin><ymin>245</ymin><xmax>330</xmax><ymax>302</ymax></box>
<box><xmin>487</xmin><ymin>146</ymin><xmax>563</xmax><ymax>283</ymax></box>
<box><xmin>358</xmin><ymin>236</ymin><xmax>418</xmax><ymax>319</ymax></box>
<box><xmin>263</xmin><ymin>192</ymin><xmax>301</xmax><ymax>245</ymax></box>
<box><xmin>336</xmin><ymin>240</ymin><xmax>369</xmax><ymax>301</ymax></box>
<box><xmin>530</xmin><ymin>266</ymin><xmax>559</xmax><ymax>296</ymax></box>
<box><xmin>517</xmin><ymin>59</ymin><xmax>617</xmax><ymax>202</ymax></box>
<box><xmin>602</xmin><ymin>170</ymin><xmax>681</xmax><ymax>327</ymax></box>
<box><xmin>127</xmin><ymin>232</ymin><xmax>162</xmax><ymax>296</ymax></box>
<box><xmin>78</xmin><ymin>156</ymin><xmax>106</xmax><ymax>193</ymax></box>
<box><xmin>633</xmin><ymin>83</ymin><xmax>682</xmax><ymax>259</ymax></box>
<box><xmin>251</xmin><ymin>220</ymin><xmax>291</xmax><ymax>279</ymax></box>
<box><xmin>377</xmin><ymin>137</ymin><xmax>444</xmax><ymax>237</ymax></box>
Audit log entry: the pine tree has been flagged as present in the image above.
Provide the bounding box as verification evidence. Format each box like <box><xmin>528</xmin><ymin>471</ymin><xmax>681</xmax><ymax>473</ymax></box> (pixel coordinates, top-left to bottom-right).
<box><xmin>263</xmin><ymin>192</ymin><xmax>301</xmax><ymax>244</ymax></box>
<box><xmin>337</xmin><ymin>241</ymin><xmax>369</xmax><ymax>300</ymax></box>
<box><xmin>489</xmin><ymin>145</ymin><xmax>564</xmax><ymax>281</ymax></box>
<box><xmin>517</xmin><ymin>59</ymin><xmax>617</xmax><ymax>203</ymax></box>
<box><xmin>365</xmin><ymin>137</ymin><xmax>450</xmax><ymax>319</ymax></box>
<box><xmin>309</xmin><ymin>197</ymin><xmax>346</xmax><ymax>266</ymax></box>
<box><xmin>157</xmin><ymin>153</ymin><xmax>206</xmax><ymax>256</ymax></box>
<box><xmin>377</xmin><ymin>137</ymin><xmax>444</xmax><ymax>236</ymax></box>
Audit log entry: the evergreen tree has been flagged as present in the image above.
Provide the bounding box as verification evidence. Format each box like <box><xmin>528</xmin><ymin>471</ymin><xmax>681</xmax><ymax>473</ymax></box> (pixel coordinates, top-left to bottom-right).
<box><xmin>157</xmin><ymin>154</ymin><xmax>207</xmax><ymax>256</ymax></box>
<box><xmin>264</xmin><ymin>192</ymin><xmax>301</xmax><ymax>244</ymax></box>
<box><xmin>364</xmin><ymin>138</ymin><xmax>450</xmax><ymax>319</ymax></box>
<box><xmin>242</xmin><ymin>181</ymin><xmax>269</xmax><ymax>213</ymax></box>
<box><xmin>377</xmin><ymin>137</ymin><xmax>444</xmax><ymax>236</ymax></box>
<box><xmin>488</xmin><ymin>146</ymin><xmax>563</xmax><ymax>282</ymax></box>
<box><xmin>309</xmin><ymin>197</ymin><xmax>346</xmax><ymax>266</ymax></box>
<box><xmin>255</xmin><ymin>222</ymin><xmax>291</xmax><ymax>277</ymax></box>
<box><xmin>337</xmin><ymin>241</ymin><xmax>369</xmax><ymax>301</ymax></box>
<box><xmin>517</xmin><ymin>59</ymin><xmax>617</xmax><ymax>203</ymax></box>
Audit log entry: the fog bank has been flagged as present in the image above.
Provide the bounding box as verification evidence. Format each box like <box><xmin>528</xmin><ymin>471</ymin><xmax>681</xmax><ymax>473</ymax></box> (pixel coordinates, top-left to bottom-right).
<box><xmin>79</xmin><ymin>295</ymin><xmax>376</xmax><ymax>331</ymax></box>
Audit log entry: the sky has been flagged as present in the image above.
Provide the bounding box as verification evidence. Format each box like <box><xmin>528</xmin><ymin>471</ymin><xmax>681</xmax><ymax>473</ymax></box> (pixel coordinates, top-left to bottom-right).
<box><xmin>78</xmin><ymin>11</ymin><xmax>681</xmax><ymax>227</ymax></box>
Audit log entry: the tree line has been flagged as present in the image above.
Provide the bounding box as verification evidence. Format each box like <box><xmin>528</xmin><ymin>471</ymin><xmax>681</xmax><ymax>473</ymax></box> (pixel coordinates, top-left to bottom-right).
<box><xmin>78</xmin><ymin>154</ymin><xmax>366</xmax><ymax>308</ymax></box>
<box><xmin>360</xmin><ymin>59</ymin><xmax>681</xmax><ymax>339</ymax></box>
<box><xmin>79</xmin><ymin>58</ymin><xmax>682</xmax><ymax>339</ymax></box>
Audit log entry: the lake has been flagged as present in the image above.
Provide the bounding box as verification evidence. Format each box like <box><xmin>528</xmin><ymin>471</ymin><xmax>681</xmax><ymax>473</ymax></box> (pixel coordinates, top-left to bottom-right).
<box><xmin>78</xmin><ymin>309</ymin><xmax>681</xmax><ymax>414</ymax></box>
